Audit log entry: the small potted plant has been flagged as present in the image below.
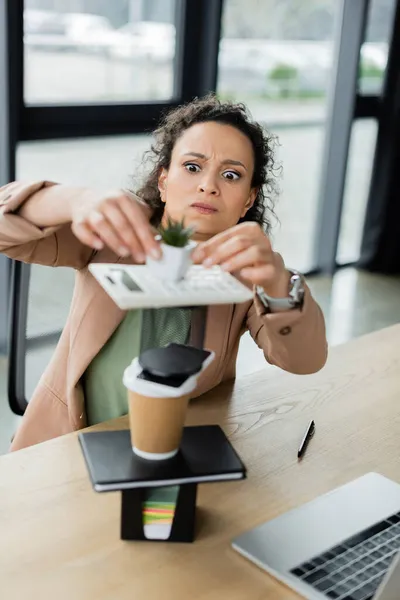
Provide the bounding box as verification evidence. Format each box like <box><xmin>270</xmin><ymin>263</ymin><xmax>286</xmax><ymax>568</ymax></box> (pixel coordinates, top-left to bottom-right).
<box><xmin>146</xmin><ymin>217</ymin><xmax>196</xmax><ymax>282</ymax></box>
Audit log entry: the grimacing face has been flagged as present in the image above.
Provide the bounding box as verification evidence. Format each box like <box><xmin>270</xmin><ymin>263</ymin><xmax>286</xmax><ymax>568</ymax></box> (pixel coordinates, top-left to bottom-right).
<box><xmin>158</xmin><ymin>121</ymin><xmax>257</xmax><ymax>241</ymax></box>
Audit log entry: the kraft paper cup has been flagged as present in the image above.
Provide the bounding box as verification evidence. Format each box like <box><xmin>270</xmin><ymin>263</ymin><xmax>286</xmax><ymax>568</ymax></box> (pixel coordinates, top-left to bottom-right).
<box><xmin>123</xmin><ymin>358</ymin><xmax>197</xmax><ymax>460</ymax></box>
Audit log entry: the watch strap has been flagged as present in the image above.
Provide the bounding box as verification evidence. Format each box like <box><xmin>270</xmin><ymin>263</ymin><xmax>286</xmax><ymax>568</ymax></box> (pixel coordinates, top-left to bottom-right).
<box><xmin>256</xmin><ymin>269</ymin><xmax>305</xmax><ymax>313</ymax></box>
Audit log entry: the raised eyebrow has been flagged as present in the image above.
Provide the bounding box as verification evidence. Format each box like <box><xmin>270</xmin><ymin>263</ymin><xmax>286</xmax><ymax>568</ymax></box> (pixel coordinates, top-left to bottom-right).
<box><xmin>221</xmin><ymin>159</ymin><xmax>247</xmax><ymax>170</ymax></box>
<box><xmin>183</xmin><ymin>152</ymin><xmax>207</xmax><ymax>160</ymax></box>
<box><xmin>183</xmin><ymin>152</ymin><xmax>247</xmax><ymax>170</ymax></box>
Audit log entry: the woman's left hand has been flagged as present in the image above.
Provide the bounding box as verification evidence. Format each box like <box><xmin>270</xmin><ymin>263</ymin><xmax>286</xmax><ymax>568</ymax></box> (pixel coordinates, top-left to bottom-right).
<box><xmin>192</xmin><ymin>222</ymin><xmax>290</xmax><ymax>298</ymax></box>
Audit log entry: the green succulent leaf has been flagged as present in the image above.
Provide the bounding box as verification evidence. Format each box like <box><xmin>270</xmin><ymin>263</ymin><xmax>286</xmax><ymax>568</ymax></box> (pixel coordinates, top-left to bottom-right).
<box><xmin>158</xmin><ymin>217</ymin><xmax>194</xmax><ymax>248</ymax></box>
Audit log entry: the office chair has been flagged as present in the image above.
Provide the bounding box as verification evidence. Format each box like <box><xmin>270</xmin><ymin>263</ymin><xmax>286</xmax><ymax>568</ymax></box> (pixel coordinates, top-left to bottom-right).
<box><xmin>7</xmin><ymin>260</ymin><xmax>30</xmax><ymax>415</ymax></box>
<box><xmin>7</xmin><ymin>260</ymin><xmax>72</xmax><ymax>416</ymax></box>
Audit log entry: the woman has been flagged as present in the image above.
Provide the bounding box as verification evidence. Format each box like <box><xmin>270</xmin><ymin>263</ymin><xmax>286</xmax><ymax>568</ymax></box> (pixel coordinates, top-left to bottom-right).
<box><xmin>0</xmin><ymin>95</ymin><xmax>327</xmax><ymax>451</ymax></box>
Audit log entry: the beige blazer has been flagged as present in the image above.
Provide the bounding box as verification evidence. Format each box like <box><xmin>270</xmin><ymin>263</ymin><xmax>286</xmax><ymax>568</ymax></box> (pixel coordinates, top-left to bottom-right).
<box><xmin>0</xmin><ymin>181</ymin><xmax>328</xmax><ymax>452</ymax></box>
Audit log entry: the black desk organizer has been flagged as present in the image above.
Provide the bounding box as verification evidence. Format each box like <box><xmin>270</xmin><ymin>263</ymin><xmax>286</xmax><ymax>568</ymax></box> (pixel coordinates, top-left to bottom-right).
<box><xmin>79</xmin><ymin>307</ymin><xmax>246</xmax><ymax>543</ymax></box>
<box><xmin>79</xmin><ymin>425</ymin><xmax>246</xmax><ymax>543</ymax></box>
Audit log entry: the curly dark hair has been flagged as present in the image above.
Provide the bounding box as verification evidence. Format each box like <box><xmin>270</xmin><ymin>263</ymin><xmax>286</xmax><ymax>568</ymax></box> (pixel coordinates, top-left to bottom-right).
<box><xmin>135</xmin><ymin>94</ymin><xmax>280</xmax><ymax>234</ymax></box>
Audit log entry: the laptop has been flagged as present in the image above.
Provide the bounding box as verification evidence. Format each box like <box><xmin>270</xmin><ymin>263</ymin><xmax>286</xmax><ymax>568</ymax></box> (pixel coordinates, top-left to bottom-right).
<box><xmin>232</xmin><ymin>473</ymin><xmax>400</xmax><ymax>599</ymax></box>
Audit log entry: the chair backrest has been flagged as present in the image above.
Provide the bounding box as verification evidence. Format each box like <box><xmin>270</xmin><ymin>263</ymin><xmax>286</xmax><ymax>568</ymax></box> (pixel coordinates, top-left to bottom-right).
<box><xmin>7</xmin><ymin>260</ymin><xmax>74</xmax><ymax>415</ymax></box>
<box><xmin>7</xmin><ymin>260</ymin><xmax>30</xmax><ymax>415</ymax></box>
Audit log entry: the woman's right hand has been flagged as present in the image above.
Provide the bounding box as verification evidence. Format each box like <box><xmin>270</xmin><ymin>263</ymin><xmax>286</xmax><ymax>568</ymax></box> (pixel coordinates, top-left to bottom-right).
<box><xmin>71</xmin><ymin>189</ymin><xmax>161</xmax><ymax>263</ymax></box>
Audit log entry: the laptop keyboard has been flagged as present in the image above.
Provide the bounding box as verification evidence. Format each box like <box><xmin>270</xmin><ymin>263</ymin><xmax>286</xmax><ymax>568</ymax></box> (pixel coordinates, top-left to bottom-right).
<box><xmin>291</xmin><ymin>511</ymin><xmax>400</xmax><ymax>599</ymax></box>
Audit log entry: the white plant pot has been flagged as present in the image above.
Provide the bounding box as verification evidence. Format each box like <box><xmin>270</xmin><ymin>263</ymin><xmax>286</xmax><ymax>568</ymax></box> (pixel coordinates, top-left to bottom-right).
<box><xmin>146</xmin><ymin>241</ymin><xmax>196</xmax><ymax>282</ymax></box>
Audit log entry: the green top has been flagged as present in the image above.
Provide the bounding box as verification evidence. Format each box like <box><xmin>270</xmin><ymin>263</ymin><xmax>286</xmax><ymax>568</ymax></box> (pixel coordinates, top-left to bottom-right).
<box><xmin>84</xmin><ymin>307</ymin><xmax>192</xmax><ymax>426</ymax></box>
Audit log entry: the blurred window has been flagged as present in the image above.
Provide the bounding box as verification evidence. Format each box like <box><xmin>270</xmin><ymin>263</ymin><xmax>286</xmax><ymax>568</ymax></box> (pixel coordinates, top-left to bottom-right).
<box><xmin>24</xmin><ymin>0</ymin><xmax>177</xmax><ymax>104</ymax></box>
<box><xmin>217</xmin><ymin>0</ymin><xmax>338</xmax><ymax>271</ymax></box>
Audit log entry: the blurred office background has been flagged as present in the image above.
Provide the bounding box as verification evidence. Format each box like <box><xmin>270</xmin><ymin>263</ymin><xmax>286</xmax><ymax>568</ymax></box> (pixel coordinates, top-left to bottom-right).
<box><xmin>0</xmin><ymin>0</ymin><xmax>399</xmax><ymax>453</ymax></box>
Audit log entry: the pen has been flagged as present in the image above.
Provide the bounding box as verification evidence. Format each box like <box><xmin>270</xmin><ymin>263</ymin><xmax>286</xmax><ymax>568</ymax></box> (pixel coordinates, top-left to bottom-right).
<box><xmin>297</xmin><ymin>420</ymin><xmax>315</xmax><ymax>459</ymax></box>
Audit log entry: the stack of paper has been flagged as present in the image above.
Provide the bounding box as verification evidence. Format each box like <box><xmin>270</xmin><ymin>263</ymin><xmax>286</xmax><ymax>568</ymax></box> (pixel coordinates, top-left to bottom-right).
<box><xmin>142</xmin><ymin>485</ymin><xmax>180</xmax><ymax>540</ymax></box>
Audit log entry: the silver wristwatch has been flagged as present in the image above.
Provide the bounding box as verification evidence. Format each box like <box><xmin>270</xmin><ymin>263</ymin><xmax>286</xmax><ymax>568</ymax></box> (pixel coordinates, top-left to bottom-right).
<box><xmin>256</xmin><ymin>269</ymin><xmax>305</xmax><ymax>313</ymax></box>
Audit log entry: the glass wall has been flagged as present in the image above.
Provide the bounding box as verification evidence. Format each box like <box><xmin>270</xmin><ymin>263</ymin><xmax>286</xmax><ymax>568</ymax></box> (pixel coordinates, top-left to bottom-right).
<box><xmin>337</xmin><ymin>120</ymin><xmax>378</xmax><ymax>264</ymax></box>
<box><xmin>337</xmin><ymin>0</ymin><xmax>397</xmax><ymax>264</ymax></box>
<box><xmin>217</xmin><ymin>0</ymin><xmax>338</xmax><ymax>272</ymax></box>
<box><xmin>24</xmin><ymin>0</ymin><xmax>177</xmax><ymax>104</ymax></box>
<box><xmin>217</xmin><ymin>0</ymin><xmax>397</xmax><ymax>272</ymax></box>
<box><xmin>358</xmin><ymin>0</ymin><xmax>396</xmax><ymax>95</ymax></box>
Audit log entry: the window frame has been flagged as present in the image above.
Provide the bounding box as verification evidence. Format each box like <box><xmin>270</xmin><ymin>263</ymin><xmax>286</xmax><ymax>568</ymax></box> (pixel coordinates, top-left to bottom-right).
<box><xmin>12</xmin><ymin>0</ymin><xmax>223</xmax><ymax>141</ymax></box>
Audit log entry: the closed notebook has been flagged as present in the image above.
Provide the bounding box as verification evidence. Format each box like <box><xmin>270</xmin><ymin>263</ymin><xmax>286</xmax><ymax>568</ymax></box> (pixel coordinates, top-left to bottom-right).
<box><xmin>79</xmin><ymin>425</ymin><xmax>246</xmax><ymax>492</ymax></box>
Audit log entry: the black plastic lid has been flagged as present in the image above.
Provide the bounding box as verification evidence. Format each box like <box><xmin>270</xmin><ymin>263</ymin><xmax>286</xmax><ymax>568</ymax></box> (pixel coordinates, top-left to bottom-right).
<box><xmin>138</xmin><ymin>343</ymin><xmax>211</xmax><ymax>379</ymax></box>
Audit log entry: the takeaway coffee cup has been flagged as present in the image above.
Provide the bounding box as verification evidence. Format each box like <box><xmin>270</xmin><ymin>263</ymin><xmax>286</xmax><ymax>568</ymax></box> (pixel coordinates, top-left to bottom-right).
<box><xmin>123</xmin><ymin>344</ymin><xmax>214</xmax><ymax>460</ymax></box>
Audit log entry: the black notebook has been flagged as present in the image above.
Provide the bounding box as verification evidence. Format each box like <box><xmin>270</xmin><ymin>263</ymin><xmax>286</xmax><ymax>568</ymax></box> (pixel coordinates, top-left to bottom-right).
<box><xmin>79</xmin><ymin>425</ymin><xmax>246</xmax><ymax>492</ymax></box>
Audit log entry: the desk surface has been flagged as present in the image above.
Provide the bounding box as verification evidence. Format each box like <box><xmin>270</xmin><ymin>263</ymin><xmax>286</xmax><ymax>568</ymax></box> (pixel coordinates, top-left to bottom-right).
<box><xmin>1</xmin><ymin>324</ymin><xmax>400</xmax><ymax>600</ymax></box>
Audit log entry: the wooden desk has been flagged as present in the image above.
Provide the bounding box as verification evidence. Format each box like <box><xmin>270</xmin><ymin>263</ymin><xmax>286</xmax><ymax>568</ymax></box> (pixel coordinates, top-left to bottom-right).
<box><xmin>1</xmin><ymin>324</ymin><xmax>400</xmax><ymax>600</ymax></box>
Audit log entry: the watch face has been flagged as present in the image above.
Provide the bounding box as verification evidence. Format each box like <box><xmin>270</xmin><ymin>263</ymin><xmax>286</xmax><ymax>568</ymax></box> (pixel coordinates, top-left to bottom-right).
<box><xmin>289</xmin><ymin>272</ymin><xmax>305</xmax><ymax>304</ymax></box>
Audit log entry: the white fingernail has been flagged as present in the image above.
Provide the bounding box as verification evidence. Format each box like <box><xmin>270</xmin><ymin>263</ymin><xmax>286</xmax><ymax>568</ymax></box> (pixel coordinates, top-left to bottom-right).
<box><xmin>94</xmin><ymin>240</ymin><xmax>103</xmax><ymax>250</ymax></box>
<box><xmin>119</xmin><ymin>246</ymin><xmax>130</xmax><ymax>257</ymax></box>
